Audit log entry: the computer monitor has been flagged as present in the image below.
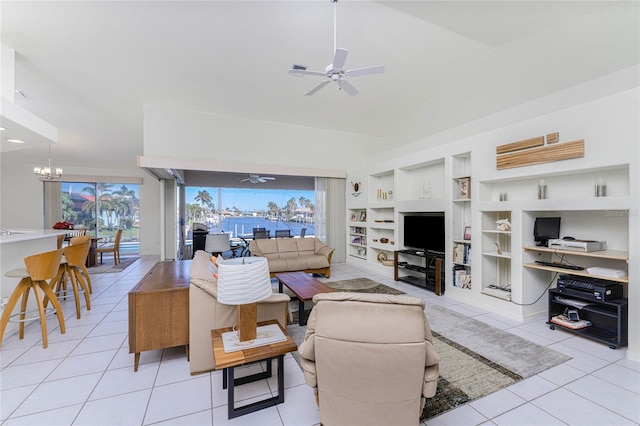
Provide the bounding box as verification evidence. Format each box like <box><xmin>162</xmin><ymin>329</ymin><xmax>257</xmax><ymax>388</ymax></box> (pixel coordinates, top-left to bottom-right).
<box><xmin>533</xmin><ymin>217</ymin><xmax>561</xmax><ymax>247</ymax></box>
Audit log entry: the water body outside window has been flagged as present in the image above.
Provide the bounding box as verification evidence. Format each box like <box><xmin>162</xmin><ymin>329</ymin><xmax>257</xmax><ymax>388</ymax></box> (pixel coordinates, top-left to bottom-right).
<box><xmin>61</xmin><ymin>182</ymin><xmax>140</xmax><ymax>255</ymax></box>
<box><xmin>184</xmin><ymin>187</ymin><xmax>315</xmax><ymax>239</ymax></box>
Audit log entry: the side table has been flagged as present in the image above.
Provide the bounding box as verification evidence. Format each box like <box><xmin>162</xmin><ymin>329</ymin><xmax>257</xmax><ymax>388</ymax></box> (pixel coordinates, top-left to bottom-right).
<box><xmin>211</xmin><ymin>319</ymin><xmax>297</xmax><ymax>419</ymax></box>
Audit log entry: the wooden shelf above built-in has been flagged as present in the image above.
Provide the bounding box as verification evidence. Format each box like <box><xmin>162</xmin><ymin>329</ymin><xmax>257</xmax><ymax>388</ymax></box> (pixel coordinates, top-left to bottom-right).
<box><xmin>496</xmin><ymin>132</ymin><xmax>584</xmax><ymax>170</ymax></box>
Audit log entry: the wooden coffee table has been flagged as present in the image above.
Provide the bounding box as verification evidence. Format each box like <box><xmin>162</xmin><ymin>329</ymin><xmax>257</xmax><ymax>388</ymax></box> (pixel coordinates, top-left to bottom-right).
<box><xmin>211</xmin><ymin>320</ymin><xmax>297</xmax><ymax>419</ymax></box>
<box><xmin>275</xmin><ymin>271</ymin><xmax>335</xmax><ymax>325</ymax></box>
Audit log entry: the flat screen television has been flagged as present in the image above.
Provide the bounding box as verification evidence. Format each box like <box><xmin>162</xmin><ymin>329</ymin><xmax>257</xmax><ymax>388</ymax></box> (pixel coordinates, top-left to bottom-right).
<box><xmin>534</xmin><ymin>217</ymin><xmax>561</xmax><ymax>246</ymax></box>
<box><xmin>404</xmin><ymin>213</ymin><xmax>445</xmax><ymax>254</ymax></box>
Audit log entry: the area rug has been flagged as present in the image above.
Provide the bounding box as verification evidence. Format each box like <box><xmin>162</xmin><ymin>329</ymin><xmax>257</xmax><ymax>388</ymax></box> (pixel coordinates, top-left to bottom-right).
<box><xmin>87</xmin><ymin>256</ymin><xmax>139</xmax><ymax>274</ymax></box>
<box><xmin>284</xmin><ymin>277</ymin><xmax>570</xmax><ymax>422</ymax></box>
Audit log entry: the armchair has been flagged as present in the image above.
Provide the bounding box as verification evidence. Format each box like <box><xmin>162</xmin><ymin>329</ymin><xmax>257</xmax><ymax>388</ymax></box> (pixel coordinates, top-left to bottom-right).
<box><xmin>298</xmin><ymin>292</ymin><xmax>439</xmax><ymax>426</ymax></box>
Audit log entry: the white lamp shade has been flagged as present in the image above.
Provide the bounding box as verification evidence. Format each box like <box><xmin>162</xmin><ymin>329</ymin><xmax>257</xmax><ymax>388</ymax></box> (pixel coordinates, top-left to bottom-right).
<box><xmin>217</xmin><ymin>257</ymin><xmax>272</xmax><ymax>305</ymax></box>
<box><xmin>205</xmin><ymin>233</ymin><xmax>231</xmax><ymax>253</ymax></box>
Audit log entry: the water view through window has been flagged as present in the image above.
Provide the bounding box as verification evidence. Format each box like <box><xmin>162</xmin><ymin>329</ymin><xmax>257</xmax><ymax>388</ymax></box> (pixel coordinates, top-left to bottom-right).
<box><xmin>185</xmin><ymin>187</ymin><xmax>315</xmax><ymax>239</ymax></box>
<box><xmin>61</xmin><ymin>182</ymin><xmax>140</xmax><ymax>255</ymax></box>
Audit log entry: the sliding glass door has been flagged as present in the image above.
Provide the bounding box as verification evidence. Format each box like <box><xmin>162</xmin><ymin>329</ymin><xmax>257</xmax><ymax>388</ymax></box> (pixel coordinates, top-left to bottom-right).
<box><xmin>61</xmin><ymin>181</ymin><xmax>140</xmax><ymax>255</ymax></box>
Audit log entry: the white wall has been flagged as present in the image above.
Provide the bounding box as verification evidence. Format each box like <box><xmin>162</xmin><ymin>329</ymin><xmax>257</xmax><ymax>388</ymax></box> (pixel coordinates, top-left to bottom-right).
<box><xmin>142</xmin><ymin>104</ymin><xmax>379</xmax><ymax>171</ymax></box>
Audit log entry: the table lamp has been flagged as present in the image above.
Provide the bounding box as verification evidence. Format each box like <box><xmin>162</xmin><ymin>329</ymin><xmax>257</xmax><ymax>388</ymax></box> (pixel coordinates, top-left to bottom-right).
<box><xmin>217</xmin><ymin>257</ymin><xmax>272</xmax><ymax>342</ymax></box>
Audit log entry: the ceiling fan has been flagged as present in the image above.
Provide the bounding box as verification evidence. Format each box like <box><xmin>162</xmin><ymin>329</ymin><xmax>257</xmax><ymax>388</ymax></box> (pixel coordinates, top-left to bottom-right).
<box><xmin>289</xmin><ymin>0</ymin><xmax>384</xmax><ymax>96</ymax></box>
<box><xmin>241</xmin><ymin>174</ymin><xmax>276</xmax><ymax>184</ymax></box>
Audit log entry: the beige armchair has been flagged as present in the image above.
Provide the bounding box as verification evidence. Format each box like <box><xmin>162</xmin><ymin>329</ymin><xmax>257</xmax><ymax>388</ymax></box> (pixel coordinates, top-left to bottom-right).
<box><xmin>188</xmin><ymin>250</ymin><xmax>291</xmax><ymax>375</ymax></box>
<box><xmin>298</xmin><ymin>292</ymin><xmax>439</xmax><ymax>426</ymax></box>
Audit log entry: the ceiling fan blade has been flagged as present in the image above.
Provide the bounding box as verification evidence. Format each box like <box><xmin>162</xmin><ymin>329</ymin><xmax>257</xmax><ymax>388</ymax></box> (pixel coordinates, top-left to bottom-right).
<box><xmin>346</xmin><ymin>65</ymin><xmax>385</xmax><ymax>78</ymax></box>
<box><xmin>333</xmin><ymin>48</ymin><xmax>349</xmax><ymax>70</ymax></box>
<box><xmin>240</xmin><ymin>178</ymin><xmax>250</xmax><ymax>182</ymax></box>
<box><xmin>262</xmin><ymin>177</ymin><xmax>275</xmax><ymax>180</ymax></box>
<box><xmin>305</xmin><ymin>80</ymin><xmax>331</xmax><ymax>96</ymax></box>
<box><xmin>289</xmin><ymin>69</ymin><xmax>327</xmax><ymax>78</ymax></box>
<box><xmin>337</xmin><ymin>79</ymin><xmax>359</xmax><ymax>97</ymax></box>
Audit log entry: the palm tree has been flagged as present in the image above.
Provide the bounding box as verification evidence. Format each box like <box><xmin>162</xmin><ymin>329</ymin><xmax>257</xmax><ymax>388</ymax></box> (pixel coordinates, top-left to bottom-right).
<box><xmin>195</xmin><ymin>190</ymin><xmax>214</xmax><ymax>217</ymax></box>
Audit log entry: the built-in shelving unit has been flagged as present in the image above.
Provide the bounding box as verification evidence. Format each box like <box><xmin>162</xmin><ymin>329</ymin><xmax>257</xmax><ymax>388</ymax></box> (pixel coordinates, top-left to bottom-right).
<box><xmin>480</xmin><ymin>211</ymin><xmax>512</xmax><ymax>300</ymax></box>
<box><xmin>347</xmin><ymin>208</ymin><xmax>367</xmax><ymax>260</ymax></box>
<box><xmin>451</xmin><ymin>153</ymin><xmax>472</xmax><ymax>290</ymax></box>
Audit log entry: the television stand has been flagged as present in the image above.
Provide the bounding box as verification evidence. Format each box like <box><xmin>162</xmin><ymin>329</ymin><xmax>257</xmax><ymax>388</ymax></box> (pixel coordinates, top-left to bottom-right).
<box><xmin>394</xmin><ymin>250</ymin><xmax>444</xmax><ymax>295</ymax></box>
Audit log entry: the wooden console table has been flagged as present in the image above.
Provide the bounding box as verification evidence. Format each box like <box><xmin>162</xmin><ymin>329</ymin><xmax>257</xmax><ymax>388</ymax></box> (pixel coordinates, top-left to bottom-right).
<box><xmin>128</xmin><ymin>260</ymin><xmax>190</xmax><ymax>371</ymax></box>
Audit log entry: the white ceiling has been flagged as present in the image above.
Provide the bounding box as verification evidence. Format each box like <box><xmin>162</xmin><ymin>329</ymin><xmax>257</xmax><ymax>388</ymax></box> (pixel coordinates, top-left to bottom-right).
<box><xmin>1</xmin><ymin>1</ymin><xmax>638</xmax><ymax>172</ymax></box>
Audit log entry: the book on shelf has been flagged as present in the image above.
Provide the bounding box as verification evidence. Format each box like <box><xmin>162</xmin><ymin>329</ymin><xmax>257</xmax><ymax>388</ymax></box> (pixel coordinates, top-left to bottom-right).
<box><xmin>454</xmin><ymin>269</ymin><xmax>471</xmax><ymax>288</ymax></box>
<box><xmin>550</xmin><ymin>315</ymin><xmax>592</xmax><ymax>330</ymax></box>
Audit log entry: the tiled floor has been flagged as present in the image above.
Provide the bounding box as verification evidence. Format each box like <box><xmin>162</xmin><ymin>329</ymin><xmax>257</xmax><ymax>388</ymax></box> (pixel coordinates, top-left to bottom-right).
<box><xmin>1</xmin><ymin>255</ymin><xmax>638</xmax><ymax>425</ymax></box>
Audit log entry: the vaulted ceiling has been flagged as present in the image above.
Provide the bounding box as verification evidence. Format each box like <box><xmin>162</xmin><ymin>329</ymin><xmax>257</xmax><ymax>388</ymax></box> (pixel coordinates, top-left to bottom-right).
<box><xmin>1</xmin><ymin>1</ymin><xmax>638</xmax><ymax>171</ymax></box>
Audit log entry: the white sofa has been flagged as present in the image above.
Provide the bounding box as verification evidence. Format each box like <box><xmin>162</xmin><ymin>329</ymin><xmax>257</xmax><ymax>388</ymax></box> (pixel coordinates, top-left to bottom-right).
<box><xmin>188</xmin><ymin>250</ymin><xmax>290</xmax><ymax>375</ymax></box>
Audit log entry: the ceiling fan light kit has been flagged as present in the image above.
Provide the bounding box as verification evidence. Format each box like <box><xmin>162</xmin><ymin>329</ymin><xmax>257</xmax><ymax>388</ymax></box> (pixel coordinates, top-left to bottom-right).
<box><xmin>289</xmin><ymin>0</ymin><xmax>384</xmax><ymax>96</ymax></box>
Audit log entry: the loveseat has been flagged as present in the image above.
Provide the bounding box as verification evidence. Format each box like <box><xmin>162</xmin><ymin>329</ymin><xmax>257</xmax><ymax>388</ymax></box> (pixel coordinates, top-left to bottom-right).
<box><xmin>248</xmin><ymin>237</ymin><xmax>335</xmax><ymax>278</ymax></box>
<box><xmin>188</xmin><ymin>250</ymin><xmax>290</xmax><ymax>375</ymax></box>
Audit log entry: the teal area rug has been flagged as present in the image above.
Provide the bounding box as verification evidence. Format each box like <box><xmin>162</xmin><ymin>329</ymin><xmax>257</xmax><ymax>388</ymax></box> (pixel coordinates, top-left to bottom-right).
<box><xmin>284</xmin><ymin>277</ymin><xmax>570</xmax><ymax>421</ymax></box>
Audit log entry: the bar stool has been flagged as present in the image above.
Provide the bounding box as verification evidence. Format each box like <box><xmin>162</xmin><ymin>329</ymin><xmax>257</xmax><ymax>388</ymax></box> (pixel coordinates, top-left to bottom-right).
<box><xmin>51</xmin><ymin>241</ymin><xmax>92</xmax><ymax>319</ymax></box>
<box><xmin>0</xmin><ymin>248</ymin><xmax>66</xmax><ymax>349</ymax></box>
<box><xmin>69</xmin><ymin>235</ymin><xmax>93</xmax><ymax>294</ymax></box>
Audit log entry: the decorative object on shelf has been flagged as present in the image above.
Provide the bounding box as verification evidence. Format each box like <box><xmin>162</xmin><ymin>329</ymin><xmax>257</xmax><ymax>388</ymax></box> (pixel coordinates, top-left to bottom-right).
<box><xmin>376</xmin><ymin>189</ymin><xmax>392</xmax><ymax>200</ymax></box>
<box><xmin>595</xmin><ymin>178</ymin><xmax>606</xmax><ymax>197</ymax></box>
<box><xmin>457</xmin><ymin>177</ymin><xmax>470</xmax><ymax>199</ymax></box>
<box><xmin>350</xmin><ymin>181</ymin><xmax>362</xmax><ymax>197</ymax></box>
<box><xmin>380</xmin><ymin>238</ymin><xmax>389</xmax><ymax>244</ymax></box>
<box><xmin>499</xmin><ymin>191</ymin><xmax>507</xmax><ymax>201</ymax></box>
<box><xmin>390</xmin><ymin>240</ymin><xmax>395</xmax><ymax>245</ymax></box>
<box><xmin>421</xmin><ymin>180</ymin><xmax>432</xmax><ymax>199</ymax></box>
<box><xmin>217</xmin><ymin>257</ymin><xmax>272</xmax><ymax>342</ymax></box>
<box><xmin>377</xmin><ymin>252</ymin><xmax>394</xmax><ymax>266</ymax></box>
<box><xmin>495</xmin><ymin>135</ymin><xmax>584</xmax><ymax>170</ymax></box>
<box><xmin>34</xmin><ymin>144</ymin><xmax>63</xmax><ymax>180</ymax></box>
<box><xmin>372</xmin><ymin>238</ymin><xmax>378</xmax><ymax>242</ymax></box>
<box><xmin>350</xmin><ymin>213</ymin><xmax>357</xmax><ymax>222</ymax></box>
<box><xmin>494</xmin><ymin>242</ymin><xmax>503</xmax><ymax>255</ymax></box>
<box><xmin>463</xmin><ymin>226</ymin><xmax>471</xmax><ymax>241</ymax></box>
<box><xmin>357</xmin><ymin>247</ymin><xmax>366</xmax><ymax>256</ymax></box>
<box><xmin>537</xmin><ymin>179</ymin><xmax>547</xmax><ymax>199</ymax></box>
<box><xmin>546</xmin><ymin>132</ymin><xmax>560</xmax><ymax>144</ymax></box>
<box><xmin>359</xmin><ymin>211</ymin><xmax>366</xmax><ymax>222</ymax></box>
<box><xmin>495</xmin><ymin>219</ymin><xmax>511</xmax><ymax>231</ymax></box>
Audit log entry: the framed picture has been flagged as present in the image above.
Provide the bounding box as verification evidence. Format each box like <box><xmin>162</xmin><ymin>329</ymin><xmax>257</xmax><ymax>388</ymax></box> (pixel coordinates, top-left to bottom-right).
<box><xmin>350</xmin><ymin>213</ymin><xmax>357</xmax><ymax>222</ymax></box>
<box><xmin>359</xmin><ymin>211</ymin><xmax>367</xmax><ymax>222</ymax></box>
<box><xmin>457</xmin><ymin>177</ymin><xmax>470</xmax><ymax>199</ymax></box>
<box><xmin>463</xmin><ymin>226</ymin><xmax>471</xmax><ymax>240</ymax></box>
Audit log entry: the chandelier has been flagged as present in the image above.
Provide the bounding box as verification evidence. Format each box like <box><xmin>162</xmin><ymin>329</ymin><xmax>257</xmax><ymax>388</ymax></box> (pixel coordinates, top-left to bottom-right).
<box><xmin>34</xmin><ymin>145</ymin><xmax>63</xmax><ymax>180</ymax></box>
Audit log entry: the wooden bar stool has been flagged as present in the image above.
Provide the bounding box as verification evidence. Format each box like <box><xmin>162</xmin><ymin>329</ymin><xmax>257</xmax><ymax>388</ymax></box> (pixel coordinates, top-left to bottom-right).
<box><xmin>70</xmin><ymin>235</ymin><xmax>93</xmax><ymax>294</ymax></box>
<box><xmin>51</xmin><ymin>241</ymin><xmax>92</xmax><ymax>319</ymax></box>
<box><xmin>0</xmin><ymin>248</ymin><xmax>66</xmax><ymax>349</ymax></box>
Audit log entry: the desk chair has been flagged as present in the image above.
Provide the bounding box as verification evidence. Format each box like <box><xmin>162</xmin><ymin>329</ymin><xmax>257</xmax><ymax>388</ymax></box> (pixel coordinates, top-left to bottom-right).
<box><xmin>0</xmin><ymin>248</ymin><xmax>66</xmax><ymax>349</ymax></box>
<box><xmin>96</xmin><ymin>229</ymin><xmax>122</xmax><ymax>265</ymax></box>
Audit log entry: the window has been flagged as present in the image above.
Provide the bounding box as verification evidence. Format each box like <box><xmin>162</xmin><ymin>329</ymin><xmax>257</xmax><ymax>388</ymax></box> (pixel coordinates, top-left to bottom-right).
<box><xmin>61</xmin><ymin>182</ymin><xmax>140</xmax><ymax>255</ymax></box>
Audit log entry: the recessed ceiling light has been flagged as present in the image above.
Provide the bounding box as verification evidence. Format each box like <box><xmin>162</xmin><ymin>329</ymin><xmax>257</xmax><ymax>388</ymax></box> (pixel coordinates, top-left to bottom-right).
<box><xmin>6</xmin><ymin>138</ymin><xmax>25</xmax><ymax>144</ymax></box>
